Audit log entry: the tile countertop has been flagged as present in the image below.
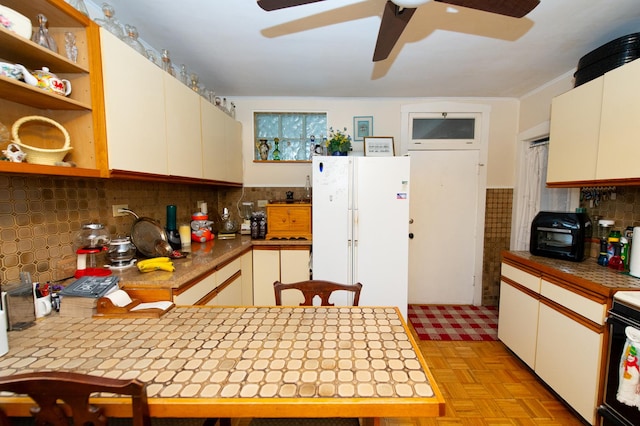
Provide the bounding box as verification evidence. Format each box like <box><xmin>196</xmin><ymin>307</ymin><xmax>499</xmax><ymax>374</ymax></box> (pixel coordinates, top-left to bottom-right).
<box><xmin>0</xmin><ymin>306</ymin><xmax>444</xmax><ymax>419</ymax></box>
<box><xmin>503</xmin><ymin>251</ymin><xmax>640</xmax><ymax>297</ymax></box>
<box><xmin>110</xmin><ymin>236</ymin><xmax>311</xmax><ymax>290</ymax></box>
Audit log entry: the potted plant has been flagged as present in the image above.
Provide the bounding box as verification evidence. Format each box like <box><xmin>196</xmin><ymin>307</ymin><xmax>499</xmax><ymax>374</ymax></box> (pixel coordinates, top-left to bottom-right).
<box><xmin>326</xmin><ymin>127</ymin><xmax>352</xmax><ymax>156</ymax></box>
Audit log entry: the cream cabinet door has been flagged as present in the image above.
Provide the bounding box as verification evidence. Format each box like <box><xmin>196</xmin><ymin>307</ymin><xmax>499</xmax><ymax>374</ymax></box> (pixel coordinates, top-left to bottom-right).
<box><xmin>201</xmin><ymin>99</ymin><xmax>227</xmax><ymax>181</ymax></box>
<box><xmin>252</xmin><ymin>248</ymin><xmax>281</xmax><ymax>305</ymax></box>
<box><xmin>241</xmin><ymin>251</ymin><xmax>254</xmax><ymax>305</ymax></box>
<box><xmin>174</xmin><ymin>272</ymin><xmax>216</xmax><ymax>305</ymax></box>
<box><xmin>497</xmin><ymin>280</ymin><xmax>539</xmax><ymax>368</ymax></box>
<box><xmin>547</xmin><ymin>76</ymin><xmax>603</xmax><ymax>184</ymax></box>
<box><xmin>226</xmin><ymin>118</ymin><xmax>243</xmax><ymax>184</ymax></box>
<box><xmin>280</xmin><ymin>248</ymin><xmax>310</xmax><ymax>306</ymax></box>
<box><xmin>535</xmin><ymin>303</ymin><xmax>603</xmax><ymax>424</ymax></box>
<box><xmin>597</xmin><ymin>58</ymin><xmax>640</xmax><ymax>180</ymax></box>
<box><xmin>164</xmin><ymin>75</ymin><xmax>202</xmax><ymax>179</ymax></box>
<box><xmin>100</xmin><ymin>29</ymin><xmax>167</xmax><ymax>175</ymax></box>
<box><xmin>215</xmin><ymin>275</ymin><xmax>243</xmax><ymax>306</ymax></box>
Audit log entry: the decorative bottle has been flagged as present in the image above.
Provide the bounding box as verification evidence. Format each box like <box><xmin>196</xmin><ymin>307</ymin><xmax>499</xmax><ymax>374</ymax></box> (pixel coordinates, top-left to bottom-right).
<box><xmin>32</xmin><ymin>14</ymin><xmax>58</xmax><ymax>53</ymax></box>
<box><xmin>65</xmin><ymin>0</ymin><xmax>89</xmax><ymax>16</ymax></box>
<box><xmin>272</xmin><ymin>139</ymin><xmax>280</xmax><ymax>161</ymax></box>
<box><xmin>122</xmin><ymin>25</ymin><xmax>148</xmax><ymax>58</ymax></box>
<box><xmin>65</xmin><ymin>32</ymin><xmax>78</xmax><ymax>63</ymax></box>
<box><xmin>95</xmin><ymin>3</ymin><xmax>124</xmax><ymax>39</ymax></box>
<box><xmin>166</xmin><ymin>205</ymin><xmax>181</xmax><ymax>250</ymax></box>
<box><xmin>161</xmin><ymin>49</ymin><xmax>175</xmax><ymax>76</ymax></box>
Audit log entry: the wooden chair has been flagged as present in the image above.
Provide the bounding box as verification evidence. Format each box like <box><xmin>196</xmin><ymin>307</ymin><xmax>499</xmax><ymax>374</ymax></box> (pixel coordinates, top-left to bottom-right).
<box><xmin>273</xmin><ymin>280</ymin><xmax>363</xmax><ymax>306</ymax></box>
<box><xmin>0</xmin><ymin>371</ymin><xmax>151</xmax><ymax>426</ymax></box>
<box><xmin>247</xmin><ymin>281</ymin><xmax>364</xmax><ymax>426</ymax></box>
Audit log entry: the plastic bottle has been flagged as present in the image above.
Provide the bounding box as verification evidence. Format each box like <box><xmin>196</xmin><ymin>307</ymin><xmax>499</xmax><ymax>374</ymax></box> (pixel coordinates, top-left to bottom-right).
<box><xmin>607</xmin><ymin>229</ymin><xmax>621</xmax><ymax>261</ymax></box>
<box><xmin>620</xmin><ymin>237</ymin><xmax>630</xmax><ymax>270</ymax></box>
<box><xmin>597</xmin><ymin>239</ymin><xmax>609</xmax><ymax>266</ymax></box>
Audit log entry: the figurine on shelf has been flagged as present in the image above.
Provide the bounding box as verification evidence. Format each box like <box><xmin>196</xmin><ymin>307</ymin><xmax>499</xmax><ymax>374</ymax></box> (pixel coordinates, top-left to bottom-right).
<box><xmin>94</xmin><ymin>3</ymin><xmax>124</xmax><ymax>39</ymax></box>
<box><xmin>32</xmin><ymin>14</ymin><xmax>58</xmax><ymax>53</ymax></box>
<box><xmin>190</xmin><ymin>73</ymin><xmax>200</xmax><ymax>93</ymax></box>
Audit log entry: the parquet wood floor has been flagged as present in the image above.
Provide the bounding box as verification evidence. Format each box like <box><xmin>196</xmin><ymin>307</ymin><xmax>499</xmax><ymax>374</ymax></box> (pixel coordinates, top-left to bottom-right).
<box><xmin>233</xmin><ymin>326</ymin><xmax>587</xmax><ymax>426</ymax></box>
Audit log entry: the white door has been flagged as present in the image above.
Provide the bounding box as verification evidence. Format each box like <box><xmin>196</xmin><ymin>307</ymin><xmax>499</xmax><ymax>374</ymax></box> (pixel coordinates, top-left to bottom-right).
<box><xmin>408</xmin><ymin>150</ymin><xmax>481</xmax><ymax>304</ymax></box>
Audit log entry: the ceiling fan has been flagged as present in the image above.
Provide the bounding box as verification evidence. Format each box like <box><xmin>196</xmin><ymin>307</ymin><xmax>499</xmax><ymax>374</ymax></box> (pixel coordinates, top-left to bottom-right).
<box><xmin>258</xmin><ymin>0</ymin><xmax>540</xmax><ymax>61</ymax></box>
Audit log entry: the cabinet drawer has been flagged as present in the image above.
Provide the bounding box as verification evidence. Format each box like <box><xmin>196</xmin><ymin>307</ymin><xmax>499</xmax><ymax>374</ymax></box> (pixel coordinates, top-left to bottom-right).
<box><xmin>174</xmin><ymin>272</ymin><xmax>216</xmax><ymax>305</ymax></box>
<box><xmin>540</xmin><ymin>279</ymin><xmax>606</xmax><ymax>325</ymax></box>
<box><xmin>501</xmin><ymin>263</ymin><xmax>541</xmax><ymax>293</ymax></box>
<box><xmin>217</xmin><ymin>258</ymin><xmax>241</xmax><ymax>284</ymax></box>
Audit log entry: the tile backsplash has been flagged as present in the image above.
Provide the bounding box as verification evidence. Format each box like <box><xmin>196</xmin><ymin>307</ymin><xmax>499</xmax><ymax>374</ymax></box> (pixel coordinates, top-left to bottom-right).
<box><xmin>0</xmin><ymin>174</ymin><xmax>311</xmax><ymax>285</ymax></box>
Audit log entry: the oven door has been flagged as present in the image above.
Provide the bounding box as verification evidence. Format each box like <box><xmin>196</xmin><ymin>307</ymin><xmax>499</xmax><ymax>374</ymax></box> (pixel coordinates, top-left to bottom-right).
<box><xmin>599</xmin><ymin>307</ymin><xmax>640</xmax><ymax>426</ymax></box>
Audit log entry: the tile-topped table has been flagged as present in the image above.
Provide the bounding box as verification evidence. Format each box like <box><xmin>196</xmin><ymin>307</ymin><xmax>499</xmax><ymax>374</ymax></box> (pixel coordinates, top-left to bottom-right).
<box><xmin>0</xmin><ymin>306</ymin><xmax>445</xmax><ymax>423</ymax></box>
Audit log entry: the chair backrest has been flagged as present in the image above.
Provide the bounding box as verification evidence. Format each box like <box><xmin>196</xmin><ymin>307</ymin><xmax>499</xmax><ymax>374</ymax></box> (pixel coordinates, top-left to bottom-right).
<box><xmin>0</xmin><ymin>371</ymin><xmax>151</xmax><ymax>426</ymax></box>
<box><xmin>274</xmin><ymin>280</ymin><xmax>363</xmax><ymax>306</ymax></box>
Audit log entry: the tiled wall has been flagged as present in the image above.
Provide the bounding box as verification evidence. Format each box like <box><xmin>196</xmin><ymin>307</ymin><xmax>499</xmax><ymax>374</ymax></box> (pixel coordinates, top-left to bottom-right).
<box><xmin>0</xmin><ymin>174</ymin><xmax>312</xmax><ymax>285</ymax></box>
<box><xmin>483</xmin><ymin>188</ymin><xmax>513</xmax><ymax>306</ymax></box>
<box><xmin>1</xmin><ymin>172</ymin><xmax>511</xmax><ymax>307</ymax></box>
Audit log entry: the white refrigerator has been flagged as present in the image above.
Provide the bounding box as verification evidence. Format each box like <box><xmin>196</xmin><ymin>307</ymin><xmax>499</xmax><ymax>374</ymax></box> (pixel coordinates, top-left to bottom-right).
<box><xmin>312</xmin><ymin>156</ymin><xmax>410</xmax><ymax>319</ymax></box>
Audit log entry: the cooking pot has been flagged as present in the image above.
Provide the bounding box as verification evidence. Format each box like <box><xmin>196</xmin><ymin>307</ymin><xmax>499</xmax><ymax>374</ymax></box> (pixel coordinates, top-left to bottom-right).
<box><xmin>120</xmin><ymin>208</ymin><xmax>172</xmax><ymax>258</ymax></box>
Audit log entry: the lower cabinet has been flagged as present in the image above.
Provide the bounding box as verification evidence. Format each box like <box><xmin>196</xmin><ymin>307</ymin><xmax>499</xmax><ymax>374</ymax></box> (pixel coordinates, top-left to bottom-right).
<box><xmin>253</xmin><ymin>246</ymin><xmax>311</xmax><ymax>305</ymax></box>
<box><xmin>173</xmin><ymin>257</ymin><xmax>243</xmax><ymax>306</ymax></box>
<box><xmin>498</xmin><ymin>260</ymin><xmax>607</xmax><ymax>425</ymax></box>
<box><xmin>535</xmin><ymin>302</ymin><xmax>603</xmax><ymax>423</ymax></box>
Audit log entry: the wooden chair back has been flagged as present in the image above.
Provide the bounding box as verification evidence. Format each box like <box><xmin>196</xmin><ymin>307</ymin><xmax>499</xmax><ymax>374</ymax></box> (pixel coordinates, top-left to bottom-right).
<box><xmin>274</xmin><ymin>280</ymin><xmax>362</xmax><ymax>306</ymax></box>
<box><xmin>0</xmin><ymin>371</ymin><xmax>151</xmax><ymax>426</ymax></box>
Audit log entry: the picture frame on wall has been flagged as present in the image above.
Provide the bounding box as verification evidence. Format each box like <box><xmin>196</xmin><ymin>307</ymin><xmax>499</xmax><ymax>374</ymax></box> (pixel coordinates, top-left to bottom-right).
<box><xmin>353</xmin><ymin>116</ymin><xmax>373</xmax><ymax>142</ymax></box>
<box><xmin>364</xmin><ymin>136</ymin><xmax>395</xmax><ymax>156</ymax></box>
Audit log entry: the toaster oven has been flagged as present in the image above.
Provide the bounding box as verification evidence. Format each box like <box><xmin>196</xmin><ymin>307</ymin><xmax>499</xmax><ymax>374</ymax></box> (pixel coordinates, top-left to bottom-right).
<box><xmin>529</xmin><ymin>211</ymin><xmax>592</xmax><ymax>262</ymax></box>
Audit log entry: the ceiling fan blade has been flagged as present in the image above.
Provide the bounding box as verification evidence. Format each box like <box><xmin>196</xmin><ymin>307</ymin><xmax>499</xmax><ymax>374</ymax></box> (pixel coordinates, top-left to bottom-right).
<box><xmin>258</xmin><ymin>0</ymin><xmax>326</xmax><ymax>12</ymax></box>
<box><xmin>373</xmin><ymin>1</ymin><xmax>416</xmax><ymax>62</ymax></box>
<box><xmin>435</xmin><ymin>0</ymin><xmax>540</xmax><ymax>18</ymax></box>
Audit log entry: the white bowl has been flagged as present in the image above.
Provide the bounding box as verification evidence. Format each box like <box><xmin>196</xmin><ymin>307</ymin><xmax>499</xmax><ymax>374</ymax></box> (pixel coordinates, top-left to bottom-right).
<box><xmin>0</xmin><ymin>5</ymin><xmax>32</xmax><ymax>40</ymax></box>
<box><xmin>0</xmin><ymin>62</ymin><xmax>23</xmax><ymax>80</ymax></box>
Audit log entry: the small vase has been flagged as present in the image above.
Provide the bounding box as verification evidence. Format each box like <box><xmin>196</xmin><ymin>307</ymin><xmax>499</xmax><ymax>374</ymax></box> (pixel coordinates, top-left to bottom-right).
<box><xmin>273</xmin><ymin>141</ymin><xmax>280</xmax><ymax>161</ymax></box>
<box><xmin>332</xmin><ymin>151</ymin><xmax>347</xmax><ymax>156</ymax></box>
<box><xmin>258</xmin><ymin>139</ymin><xmax>269</xmax><ymax>161</ymax></box>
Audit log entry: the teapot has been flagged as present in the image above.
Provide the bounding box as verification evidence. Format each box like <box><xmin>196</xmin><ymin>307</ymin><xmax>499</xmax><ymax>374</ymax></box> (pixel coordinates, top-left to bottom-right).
<box><xmin>14</xmin><ymin>64</ymin><xmax>72</xmax><ymax>96</ymax></box>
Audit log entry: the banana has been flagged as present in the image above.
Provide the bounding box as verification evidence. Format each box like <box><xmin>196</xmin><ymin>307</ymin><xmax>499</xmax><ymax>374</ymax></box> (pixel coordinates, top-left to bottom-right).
<box><xmin>137</xmin><ymin>257</ymin><xmax>171</xmax><ymax>267</ymax></box>
<box><xmin>138</xmin><ymin>260</ymin><xmax>175</xmax><ymax>273</ymax></box>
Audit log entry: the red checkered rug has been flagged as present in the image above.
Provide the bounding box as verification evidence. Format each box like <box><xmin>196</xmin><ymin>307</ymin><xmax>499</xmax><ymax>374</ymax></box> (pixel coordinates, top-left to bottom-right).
<box><xmin>408</xmin><ymin>304</ymin><xmax>499</xmax><ymax>341</ymax></box>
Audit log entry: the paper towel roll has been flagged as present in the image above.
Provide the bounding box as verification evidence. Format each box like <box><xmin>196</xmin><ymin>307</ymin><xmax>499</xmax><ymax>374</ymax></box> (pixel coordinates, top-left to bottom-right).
<box><xmin>105</xmin><ymin>289</ymin><xmax>133</xmax><ymax>307</ymax></box>
<box><xmin>629</xmin><ymin>227</ymin><xmax>640</xmax><ymax>278</ymax></box>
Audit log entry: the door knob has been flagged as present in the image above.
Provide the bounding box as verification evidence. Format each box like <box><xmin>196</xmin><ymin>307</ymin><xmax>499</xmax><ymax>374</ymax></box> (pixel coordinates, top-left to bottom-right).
<box><xmin>409</xmin><ymin>218</ymin><xmax>414</xmax><ymax>224</ymax></box>
<box><xmin>409</xmin><ymin>233</ymin><xmax>414</xmax><ymax>239</ymax></box>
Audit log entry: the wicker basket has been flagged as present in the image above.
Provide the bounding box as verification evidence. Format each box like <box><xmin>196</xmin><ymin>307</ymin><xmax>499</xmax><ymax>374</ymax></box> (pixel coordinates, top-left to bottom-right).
<box><xmin>11</xmin><ymin>116</ymin><xmax>72</xmax><ymax>165</ymax></box>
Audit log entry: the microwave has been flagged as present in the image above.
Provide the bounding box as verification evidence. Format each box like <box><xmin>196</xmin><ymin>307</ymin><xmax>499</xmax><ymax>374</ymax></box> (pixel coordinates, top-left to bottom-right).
<box><xmin>529</xmin><ymin>211</ymin><xmax>592</xmax><ymax>262</ymax></box>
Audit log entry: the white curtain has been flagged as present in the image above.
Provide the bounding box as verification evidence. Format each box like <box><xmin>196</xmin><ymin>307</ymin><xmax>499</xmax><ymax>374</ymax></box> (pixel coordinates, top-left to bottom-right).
<box><xmin>512</xmin><ymin>141</ymin><xmax>577</xmax><ymax>251</ymax></box>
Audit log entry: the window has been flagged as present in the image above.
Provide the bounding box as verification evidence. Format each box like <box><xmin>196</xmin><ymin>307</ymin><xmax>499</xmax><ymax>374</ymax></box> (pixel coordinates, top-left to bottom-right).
<box><xmin>254</xmin><ymin>112</ymin><xmax>327</xmax><ymax>161</ymax></box>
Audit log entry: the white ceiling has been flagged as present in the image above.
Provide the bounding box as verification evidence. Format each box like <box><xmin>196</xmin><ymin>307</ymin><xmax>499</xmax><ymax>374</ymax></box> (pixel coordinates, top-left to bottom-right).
<box><xmin>92</xmin><ymin>0</ymin><xmax>640</xmax><ymax>98</ymax></box>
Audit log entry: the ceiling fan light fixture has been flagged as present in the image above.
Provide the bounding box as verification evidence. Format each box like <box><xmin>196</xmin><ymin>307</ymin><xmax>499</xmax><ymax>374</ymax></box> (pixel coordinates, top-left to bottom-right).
<box><xmin>391</xmin><ymin>0</ymin><xmax>429</xmax><ymax>8</ymax></box>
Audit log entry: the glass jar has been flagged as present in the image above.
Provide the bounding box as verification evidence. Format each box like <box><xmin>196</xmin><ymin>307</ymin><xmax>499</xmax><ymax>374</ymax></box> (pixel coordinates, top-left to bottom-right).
<box><xmin>64</xmin><ymin>32</ymin><xmax>78</xmax><ymax>63</ymax></box>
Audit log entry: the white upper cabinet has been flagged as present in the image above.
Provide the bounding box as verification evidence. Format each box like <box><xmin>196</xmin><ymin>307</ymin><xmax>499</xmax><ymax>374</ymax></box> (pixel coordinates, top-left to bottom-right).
<box><xmin>548</xmin><ymin>58</ymin><xmax>640</xmax><ymax>185</ymax></box>
<box><xmin>100</xmin><ymin>28</ymin><xmax>241</xmax><ymax>183</ymax></box>
<box><xmin>164</xmin><ymin>74</ymin><xmax>202</xmax><ymax>179</ymax></box>
<box><xmin>547</xmin><ymin>77</ymin><xmax>603</xmax><ymax>184</ymax></box>
<box><xmin>100</xmin><ymin>29</ymin><xmax>168</xmax><ymax>175</ymax></box>
<box><xmin>596</xmin><ymin>58</ymin><xmax>640</xmax><ymax>180</ymax></box>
